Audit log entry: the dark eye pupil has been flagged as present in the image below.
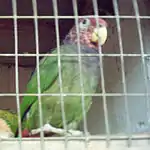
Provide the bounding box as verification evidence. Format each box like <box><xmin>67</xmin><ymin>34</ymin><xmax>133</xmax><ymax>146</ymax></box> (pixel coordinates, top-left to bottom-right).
<box><xmin>83</xmin><ymin>19</ymin><xmax>87</xmax><ymax>24</ymax></box>
<box><xmin>99</xmin><ymin>24</ymin><xmax>103</xmax><ymax>27</ymax></box>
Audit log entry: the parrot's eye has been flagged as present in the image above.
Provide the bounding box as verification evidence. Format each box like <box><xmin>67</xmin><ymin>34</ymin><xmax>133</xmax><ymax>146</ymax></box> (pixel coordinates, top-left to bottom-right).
<box><xmin>79</xmin><ymin>18</ymin><xmax>90</xmax><ymax>29</ymax></box>
<box><xmin>99</xmin><ymin>24</ymin><xmax>103</xmax><ymax>27</ymax></box>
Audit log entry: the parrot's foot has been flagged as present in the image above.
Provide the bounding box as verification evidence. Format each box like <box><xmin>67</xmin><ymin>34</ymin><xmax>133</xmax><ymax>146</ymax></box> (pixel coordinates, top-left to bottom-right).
<box><xmin>65</xmin><ymin>129</ymin><xmax>84</xmax><ymax>136</ymax></box>
<box><xmin>31</xmin><ymin>124</ymin><xmax>66</xmax><ymax>136</ymax></box>
<box><xmin>30</xmin><ymin>124</ymin><xmax>84</xmax><ymax>137</ymax></box>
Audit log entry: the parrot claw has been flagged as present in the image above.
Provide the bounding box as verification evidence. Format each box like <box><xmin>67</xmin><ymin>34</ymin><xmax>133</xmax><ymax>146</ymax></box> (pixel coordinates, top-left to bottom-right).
<box><xmin>30</xmin><ymin>123</ymin><xmax>85</xmax><ymax>137</ymax></box>
<box><xmin>31</xmin><ymin>123</ymin><xmax>66</xmax><ymax>136</ymax></box>
<box><xmin>66</xmin><ymin>129</ymin><xmax>84</xmax><ymax>136</ymax></box>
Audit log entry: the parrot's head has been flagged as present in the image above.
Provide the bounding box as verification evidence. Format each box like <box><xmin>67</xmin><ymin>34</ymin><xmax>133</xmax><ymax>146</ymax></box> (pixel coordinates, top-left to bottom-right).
<box><xmin>64</xmin><ymin>17</ymin><xmax>108</xmax><ymax>49</ymax></box>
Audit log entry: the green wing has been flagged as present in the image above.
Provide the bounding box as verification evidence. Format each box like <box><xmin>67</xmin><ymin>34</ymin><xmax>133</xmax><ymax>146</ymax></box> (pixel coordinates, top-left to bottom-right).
<box><xmin>20</xmin><ymin>44</ymin><xmax>99</xmax><ymax>132</ymax></box>
<box><xmin>22</xmin><ymin>45</ymin><xmax>98</xmax><ymax>130</ymax></box>
<box><xmin>20</xmin><ymin>49</ymin><xmax>59</xmax><ymax>120</ymax></box>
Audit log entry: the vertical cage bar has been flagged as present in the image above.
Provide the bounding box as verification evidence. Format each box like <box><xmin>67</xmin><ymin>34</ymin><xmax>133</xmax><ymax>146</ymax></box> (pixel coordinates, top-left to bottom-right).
<box><xmin>132</xmin><ymin>0</ymin><xmax>150</xmax><ymax>141</ymax></box>
<box><xmin>112</xmin><ymin>0</ymin><xmax>132</xmax><ymax>147</ymax></box>
<box><xmin>72</xmin><ymin>0</ymin><xmax>89</xmax><ymax>144</ymax></box>
<box><xmin>52</xmin><ymin>0</ymin><xmax>68</xmax><ymax>149</ymax></box>
<box><xmin>92</xmin><ymin>0</ymin><xmax>110</xmax><ymax>147</ymax></box>
<box><xmin>32</xmin><ymin>0</ymin><xmax>45</xmax><ymax>150</ymax></box>
<box><xmin>12</xmin><ymin>0</ymin><xmax>22</xmax><ymax>149</ymax></box>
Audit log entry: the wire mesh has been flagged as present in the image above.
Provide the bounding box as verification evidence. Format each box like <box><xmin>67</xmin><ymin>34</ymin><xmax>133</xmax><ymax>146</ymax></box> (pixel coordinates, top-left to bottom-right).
<box><xmin>52</xmin><ymin>0</ymin><xmax>68</xmax><ymax>149</ymax></box>
<box><xmin>91</xmin><ymin>0</ymin><xmax>110</xmax><ymax>147</ymax></box>
<box><xmin>32</xmin><ymin>0</ymin><xmax>45</xmax><ymax>150</ymax></box>
<box><xmin>0</xmin><ymin>0</ymin><xmax>150</xmax><ymax>150</ymax></box>
<box><xmin>72</xmin><ymin>0</ymin><xmax>89</xmax><ymax>140</ymax></box>
<box><xmin>12</xmin><ymin>1</ymin><xmax>22</xmax><ymax>150</ymax></box>
<box><xmin>112</xmin><ymin>0</ymin><xmax>132</xmax><ymax>146</ymax></box>
<box><xmin>132</xmin><ymin>0</ymin><xmax>150</xmax><ymax>134</ymax></box>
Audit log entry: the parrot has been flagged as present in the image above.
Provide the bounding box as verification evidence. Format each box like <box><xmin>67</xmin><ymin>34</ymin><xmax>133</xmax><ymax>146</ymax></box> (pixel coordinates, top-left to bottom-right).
<box><xmin>0</xmin><ymin>109</ymin><xmax>18</xmax><ymax>138</ymax></box>
<box><xmin>17</xmin><ymin>17</ymin><xmax>108</xmax><ymax>137</ymax></box>
<box><xmin>0</xmin><ymin>109</ymin><xmax>30</xmax><ymax>138</ymax></box>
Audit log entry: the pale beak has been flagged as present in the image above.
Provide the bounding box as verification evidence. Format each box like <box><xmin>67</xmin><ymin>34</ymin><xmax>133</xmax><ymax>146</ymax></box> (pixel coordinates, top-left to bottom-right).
<box><xmin>91</xmin><ymin>26</ymin><xmax>108</xmax><ymax>45</ymax></box>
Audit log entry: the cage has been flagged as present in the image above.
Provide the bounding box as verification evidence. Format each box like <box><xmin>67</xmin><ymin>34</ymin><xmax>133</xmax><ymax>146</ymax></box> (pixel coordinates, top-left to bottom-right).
<box><xmin>0</xmin><ymin>0</ymin><xmax>150</xmax><ymax>150</ymax></box>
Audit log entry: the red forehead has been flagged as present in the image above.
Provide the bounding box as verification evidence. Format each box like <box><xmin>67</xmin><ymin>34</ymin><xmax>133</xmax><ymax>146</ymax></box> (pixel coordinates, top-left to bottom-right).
<box><xmin>89</xmin><ymin>18</ymin><xmax>107</xmax><ymax>27</ymax></box>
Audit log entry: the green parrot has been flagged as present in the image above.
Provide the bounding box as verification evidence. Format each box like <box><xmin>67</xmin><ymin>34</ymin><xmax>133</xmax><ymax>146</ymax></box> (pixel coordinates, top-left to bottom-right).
<box><xmin>0</xmin><ymin>109</ymin><xmax>18</xmax><ymax>138</ymax></box>
<box><xmin>18</xmin><ymin>17</ymin><xmax>108</xmax><ymax>137</ymax></box>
